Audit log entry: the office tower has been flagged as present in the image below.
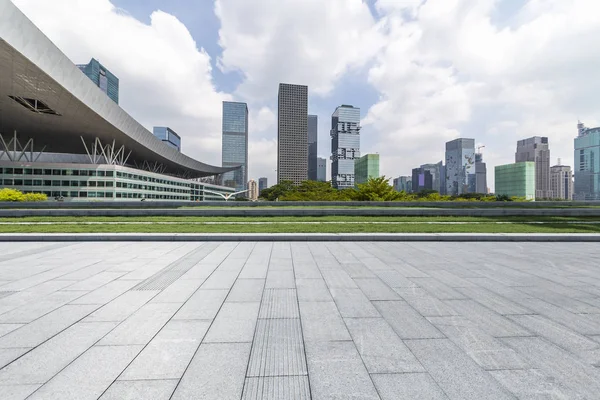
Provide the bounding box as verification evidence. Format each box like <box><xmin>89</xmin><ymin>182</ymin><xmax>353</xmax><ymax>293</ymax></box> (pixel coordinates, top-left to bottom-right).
<box><xmin>445</xmin><ymin>138</ymin><xmax>476</xmax><ymax>196</ymax></box>
<box><xmin>355</xmin><ymin>153</ymin><xmax>379</xmax><ymax>185</ymax></box>
<box><xmin>258</xmin><ymin>177</ymin><xmax>268</xmax><ymax>195</ymax></box>
<box><xmin>495</xmin><ymin>162</ymin><xmax>535</xmax><ymax>200</ymax></box>
<box><xmin>393</xmin><ymin>176</ymin><xmax>412</xmax><ymax>193</ymax></box>
<box><xmin>420</xmin><ymin>161</ymin><xmax>444</xmax><ymax>193</ymax></box>
<box><xmin>317</xmin><ymin>157</ymin><xmax>327</xmax><ymax>182</ymax></box>
<box><xmin>550</xmin><ymin>162</ymin><xmax>573</xmax><ymax>200</ymax></box>
<box><xmin>412</xmin><ymin>168</ymin><xmax>433</xmax><ymax>192</ymax></box>
<box><xmin>515</xmin><ymin>136</ymin><xmax>550</xmax><ymax>199</ymax></box>
<box><xmin>574</xmin><ymin>121</ymin><xmax>600</xmax><ymax>200</ymax></box>
<box><xmin>475</xmin><ymin>152</ymin><xmax>487</xmax><ymax>194</ymax></box>
<box><xmin>331</xmin><ymin>105</ymin><xmax>361</xmax><ymax>189</ymax></box>
<box><xmin>308</xmin><ymin>115</ymin><xmax>318</xmax><ymax>181</ymax></box>
<box><xmin>247</xmin><ymin>179</ymin><xmax>258</xmax><ymax>201</ymax></box>
<box><xmin>153</xmin><ymin>127</ymin><xmax>181</xmax><ymax>151</ymax></box>
<box><xmin>77</xmin><ymin>58</ymin><xmax>119</xmax><ymax>103</ymax></box>
<box><xmin>278</xmin><ymin>83</ymin><xmax>308</xmax><ymax>185</ymax></box>
<box><xmin>222</xmin><ymin>101</ymin><xmax>249</xmax><ymax>191</ymax></box>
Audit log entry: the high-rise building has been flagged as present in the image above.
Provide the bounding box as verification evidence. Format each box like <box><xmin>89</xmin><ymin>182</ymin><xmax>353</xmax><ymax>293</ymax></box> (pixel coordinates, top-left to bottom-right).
<box><xmin>247</xmin><ymin>179</ymin><xmax>258</xmax><ymax>201</ymax></box>
<box><xmin>355</xmin><ymin>153</ymin><xmax>379</xmax><ymax>185</ymax></box>
<box><xmin>331</xmin><ymin>105</ymin><xmax>361</xmax><ymax>189</ymax></box>
<box><xmin>393</xmin><ymin>176</ymin><xmax>412</xmax><ymax>193</ymax></box>
<box><xmin>574</xmin><ymin>121</ymin><xmax>600</xmax><ymax>200</ymax></box>
<box><xmin>445</xmin><ymin>138</ymin><xmax>476</xmax><ymax>196</ymax></box>
<box><xmin>278</xmin><ymin>83</ymin><xmax>308</xmax><ymax>185</ymax></box>
<box><xmin>317</xmin><ymin>157</ymin><xmax>327</xmax><ymax>182</ymax></box>
<box><xmin>495</xmin><ymin>162</ymin><xmax>535</xmax><ymax>200</ymax></box>
<box><xmin>308</xmin><ymin>115</ymin><xmax>318</xmax><ymax>181</ymax></box>
<box><xmin>77</xmin><ymin>58</ymin><xmax>119</xmax><ymax>104</ymax></box>
<box><xmin>420</xmin><ymin>162</ymin><xmax>444</xmax><ymax>194</ymax></box>
<box><xmin>153</xmin><ymin>127</ymin><xmax>181</xmax><ymax>151</ymax></box>
<box><xmin>475</xmin><ymin>152</ymin><xmax>487</xmax><ymax>194</ymax></box>
<box><xmin>550</xmin><ymin>162</ymin><xmax>573</xmax><ymax>200</ymax></box>
<box><xmin>258</xmin><ymin>177</ymin><xmax>268</xmax><ymax>195</ymax></box>
<box><xmin>515</xmin><ymin>136</ymin><xmax>550</xmax><ymax>199</ymax></box>
<box><xmin>412</xmin><ymin>168</ymin><xmax>433</xmax><ymax>192</ymax></box>
<box><xmin>222</xmin><ymin>101</ymin><xmax>248</xmax><ymax>191</ymax></box>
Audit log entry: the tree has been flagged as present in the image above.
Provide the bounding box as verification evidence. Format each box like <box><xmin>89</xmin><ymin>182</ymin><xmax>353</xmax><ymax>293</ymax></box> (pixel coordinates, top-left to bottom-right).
<box><xmin>259</xmin><ymin>180</ymin><xmax>295</xmax><ymax>201</ymax></box>
<box><xmin>354</xmin><ymin>176</ymin><xmax>401</xmax><ymax>201</ymax></box>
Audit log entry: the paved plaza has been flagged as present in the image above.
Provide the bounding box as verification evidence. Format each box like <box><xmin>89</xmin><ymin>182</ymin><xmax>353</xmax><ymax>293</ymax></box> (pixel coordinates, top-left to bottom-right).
<box><xmin>1</xmin><ymin>242</ymin><xmax>600</xmax><ymax>399</ymax></box>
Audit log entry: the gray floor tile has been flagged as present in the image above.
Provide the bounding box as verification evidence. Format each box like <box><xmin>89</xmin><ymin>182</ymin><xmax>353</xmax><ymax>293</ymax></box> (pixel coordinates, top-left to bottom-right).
<box><xmin>100</xmin><ymin>380</ymin><xmax>178</xmax><ymax>400</ymax></box>
<box><xmin>0</xmin><ymin>291</ymin><xmax>85</xmax><ymax>324</ymax></box>
<box><xmin>395</xmin><ymin>287</ymin><xmax>459</xmax><ymax>317</ymax></box>
<box><xmin>305</xmin><ymin>341</ymin><xmax>379</xmax><ymax>400</ymax></box>
<box><xmin>489</xmin><ymin>369</ymin><xmax>585</xmax><ymax>400</ymax></box>
<box><xmin>321</xmin><ymin>270</ymin><xmax>357</xmax><ymax>289</ymax></box>
<box><xmin>345</xmin><ymin>318</ymin><xmax>424</xmax><ymax>373</ymax></box>
<box><xmin>0</xmin><ymin>347</ymin><xmax>30</xmax><ymax>369</ymax></box>
<box><xmin>265</xmin><ymin>270</ymin><xmax>295</xmax><ymax>289</ymax></box>
<box><xmin>299</xmin><ymin>301</ymin><xmax>351</xmax><ymax>342</ymax></box>
<box><xmin>227</xmin><ymin>279</ymin><xmax>265</xmax><ymax>302</ymax></box>
<box><xmin>259</xmin><ymin>288</ymin><xmax>299</xmax><ymax>319</ymax></box>
<box><xmin>63</xmin><ymin>272</ymin><xmax>125</xmax><ymax>292</ymax></box>
<box><xmin>375</xmin><ymin>270</ymin><xmax>417</xmax><ymax>288</ymax></box>
<box><xmin>330</xmin><ymin>288</ymin><xmax>380</xmax><ymax>318</ymax></box>
<box><xmin>411</xmin><ymin>277</ymin><xmax>467</xmax><ymax>300</ymax></box>
<box><xmin>2</xmin><ymin>384</ymin><xmax>41</xmax><ymax>400</ymax></box>
<box><xmin>172</xmin><ymin>289</ymin><xmax>228</xmax><ymax>320</ymax></box>
<box><xmin>446</xmin><ymin>299</ymin><xmax>533</xmax><ymax>337</ymax></box>
<box><xmin>84</xmin><ymin>290</ymin><xmax>159</xmax><ymax>322</ymax></box>
<box><xmin>374</xmin><ymin>301</ymin><xmax>444</xmax><ymax>339</ymax></box>
<box><xmin>171</xmin><ymin>342</ymin><xmax>251</xmax><ymax>400</ymax></box>
<box><xmin>203</xmin><ymin>302</ymin><xmax>259</xmax><ymax>343</ymax></box>
<box><xmin>516</xmin><ymin>298</ymin><xmax>600</xmax><ymax>335</ymax></box>
<box><xmin>149</xmin><ymin>278</ymin><xmax>204</xmax><ymax>303</ymax></box>
<box><xmin>69</xmin><ymin>280</ymin><xmax>140</xmax><ymax>305</ymax></box>
<box><xmin>406</xmin><ymin>339</ymin><xmax>515</xmax><ymax>400</ymax></box>
<box><xmin>296</xmin><ymin>279</ymin><xmax>332</xmax><ymax>302</ymax></box>
<box><xmin>242</xmin><ymin>376</ymin><xmax>310</xmax><ymax>400</ymax></box>
<box><xmin>0</xmin><ymin>323</ymin><xmax>23</xmax><ymax>338</ymax></box>
<box><xmin>354</xmin><ymin>278</ymin><xmax>400</xmax><ymax>300</ymax></box>
<box><xmin>372</xmin><ymin>373</ymin><xmax>449</xmax><ymax>400</ymax></box>
<box><xmin>456</xmin><ymin>286</ymin><xmax>532</xmax><ymax>315</ymax></box>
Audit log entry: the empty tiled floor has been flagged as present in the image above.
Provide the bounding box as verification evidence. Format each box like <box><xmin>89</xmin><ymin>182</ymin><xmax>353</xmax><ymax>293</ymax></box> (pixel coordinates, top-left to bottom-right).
<box><xmin>1</xmin><ymin>242</ymin><xmax>600</xmax><ymax>399</ymax></box>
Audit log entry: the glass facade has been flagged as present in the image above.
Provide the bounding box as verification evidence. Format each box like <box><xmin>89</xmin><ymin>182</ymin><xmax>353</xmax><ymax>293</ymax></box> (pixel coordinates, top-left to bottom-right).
<box><xmin>77</xmin><ymin>58</ymin><xmax>119</xmax><ymax>104</ymax></box>
<box><xmin>222</xmin><ymin>101</ymin><xmax>248</xmax><ymax>191</ymax></box>
<box><xmin>308</xmin><ymin>115</ymin><xmax>318</xmax><ymax>181</ymax></box>
<box><xmin>153</xmin><ymin>127</ymin><xmax>181</xmax><ymax>151</ymax></box>
<box><xmin>331</xmin><ymin>105</ymin><xmax>360</xmax><ymax>189</ymax></box>
<box><xmin>445</xmin><ymin>138</ymin><xmax>475</xmax><ymax>196</ymax></box>
<box><xmin>258</xmin><ymin>177</ymin><xmax>268</xmax><ymax>194</ymax></box>
<box><xmin>355</xmin><ymin>154</ymin><xmax>379</xmax><ymax>185</ymax></box>
<box><xmin>393</xmin><ymin>176</ymin><xmax>412</xmax><ymax>193</ymax></box>
<box><xmin>495</xmin><ymin>162</ymin><xmax>535</xmax><ymax>200</ymax></box>
<box><xmin>574</xmin><ymin>124</ymin><xmax>600</xmax><ymax>200</ymax></box>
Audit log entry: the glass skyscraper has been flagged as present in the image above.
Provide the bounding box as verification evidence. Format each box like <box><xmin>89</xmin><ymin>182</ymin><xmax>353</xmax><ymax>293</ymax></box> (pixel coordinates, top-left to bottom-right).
<box><xmin>331</xmin><ymin>105</ymin><xmax>360</xmax><ymax>189</ymax></box>
<box><xmin>278</xmin><ymin>83</ymin><xmax>308</xmax><ymax>185</ymax></box>
<box><xmin>445</xmin><ymin>138</ymin><xmax>475</xmax><ymax>196</ymax></box>
<box><xmin>317</xmin><ymin>157</ymin><xmax>327</xmax><ymax>182</ymax></box>
<box><xmin>77</xmin><ymin>58</ymin><xmax>119</xmax><ymax>104</ymax></box>
<box><xmin>355</xmin><ymin>153</ymin><xmax>379</xmax><ymax>185</ymax></box>
<box><xmin>495</xmin><ymin>162</ymin><xmax>535</xmax><ymax>200</ymax></box>
<box><xmin>308</xmin><ymin>115</ymin><xmax>318</xmax><ymax>181</ymax></box>
<box><xmin>258</xmin><ymin>177</ymin><xmax>268</xmax><ymax>195</ymax></box>
<box><xmin>153</xmin><ymin>127</ymin><xmax>181</xmax><ymax>151</ymax></box>
<box><xmin>222</xmin><ymin>101</ymin><xmax>248</xmax><ymax>191</ymax></box>
<box><xmin>574</xmin><ymin>121</ymin><xmax>600</xmax><ymax>200</ymax></box>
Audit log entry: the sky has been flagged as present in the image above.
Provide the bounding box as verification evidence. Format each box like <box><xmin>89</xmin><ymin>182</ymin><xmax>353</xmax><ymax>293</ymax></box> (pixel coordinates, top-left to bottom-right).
<box><xmin>12</xmin><ymin>0</ymin><xmax>600</xmax><ymax>190</ymax></box>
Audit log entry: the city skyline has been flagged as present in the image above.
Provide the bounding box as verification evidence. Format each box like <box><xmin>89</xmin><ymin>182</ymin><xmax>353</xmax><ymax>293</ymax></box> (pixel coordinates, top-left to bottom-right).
<box><xmin>17</xmin><ymin>0</ymin><xmax>596</xmax><ymax>191</ymax></box>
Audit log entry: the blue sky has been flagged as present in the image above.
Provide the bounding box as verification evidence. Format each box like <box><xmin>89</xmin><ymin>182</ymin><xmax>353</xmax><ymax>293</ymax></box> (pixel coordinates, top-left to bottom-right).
<box><xmin>13</xmin><ymin>0</ymin><xmax>600</xmax><ymax>189</ymax></box>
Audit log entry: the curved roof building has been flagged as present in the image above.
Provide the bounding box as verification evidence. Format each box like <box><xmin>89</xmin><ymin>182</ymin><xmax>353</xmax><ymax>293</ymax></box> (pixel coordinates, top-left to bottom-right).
<box><xmin>0</xmin><ymin>0</ymin><xmax>236</xmax><ymax>179</ymax></box>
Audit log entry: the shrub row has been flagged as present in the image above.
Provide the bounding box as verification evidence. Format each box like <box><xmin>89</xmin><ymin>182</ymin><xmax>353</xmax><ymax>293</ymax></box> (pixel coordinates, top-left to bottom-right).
<box><xmin>0</xmin><ymin>188</ymin><xmax>48</xmax><ymax>202</ymax></box>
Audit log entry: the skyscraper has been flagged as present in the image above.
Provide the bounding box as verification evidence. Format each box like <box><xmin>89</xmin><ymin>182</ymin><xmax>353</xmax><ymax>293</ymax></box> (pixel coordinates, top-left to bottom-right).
<box><xmin>317</xmin><ymin>157</ymin><xmax>327</xmax><ymax>182</ymax></box>
<box><xmin>393</xmin><ymin>176</ymin><xmax>412</xmax><ymax>193</ymax></box>
<box><xmin>331</xmin><ymin>105</ymin><xmax>361</xmax><ymax>189</ymax></box>
<box><xmin>550</xmin><ymin>163</ymin><xmax>573</xmax><ymax>200</ymax></box>
<box><xmin>495</xmin><ymin>162</ymin><xmax>535</xmax><ymax>200</ymax></box>
<box><xmin>420</xmin><ymin>162</ymin><xmax>444</xmax><ymax>193</ymax></box>
<box><xmin>308</xmin><ymin>115</ymin><xmax>318</xmax><ymax>181</ymax></box>
<box><xmin>574</xmin><ymin>121</ymin><xmax>600</xmax><ymax>200</ymax></box>
<box><xmin>412</xmin><ymin>168</ymin><xmax>433</xmax><ymax>192</ymax></box>
<box><xmin>153</xmin><ymin>127</ymin><xmax>181</xmax><ymax>151</ymax></box>
<box><xmin>475</xmin><ymin>152</ymin><xmax>487</xmax><ymax>194</ymax></box>
<box><xmin>445</xmin><ymin>138</ymin><xmax>476</xmax><ymax>196</ymax></box>
<box><xmin>247</xmin><ymin>179</ymin><xmax>258</xmax><ymax>201</ymax></box>
<box><xmin>77</xmin><ymin>58</ymin><xmax>119</xmax><ymax>104</ymax></box>
<box><xmin>515</xmin><ymin>136</ymin><xmax>550</xmax><ymax>199</ymax></box>
<box><xmin>258</xmin><ymin>177</ymin><xmax>268</xmax><ymax>195</ymax></box>
<box><xmin>355</xmin><ymin>154</ymin><xmax>379</xmax><ymax>185</ymax></box>
<box><xmin>222</xmin><ymin>101</ymin><xmax>248</xmax><ymax>191</ymax></box>
<box><xmin>278</xmin><ymin>83</ymin><xmax>308</xmax><ymax>185</ymax></box>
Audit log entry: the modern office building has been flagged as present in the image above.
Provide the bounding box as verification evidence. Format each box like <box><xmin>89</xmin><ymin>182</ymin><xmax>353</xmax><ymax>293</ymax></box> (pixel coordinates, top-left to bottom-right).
<box><xmin>574</xmin><ymin>121</ymin><xmax>600</xmax><ymax>200</ymax></box>
<box><xmin>0</xmin><ymin>2</ymin><xmax>237</xmax><ymax>202</ymax></box>
<box><xmin>317</xmin><ymin>157</ymin><xmax>327</xmax><ymax>182</ymax></box>
<box><xmin>153</xmin><ymin>127</ymin><xmax>181</xmax><ymax>152</ymax></box>
<box><xmin>247</xmin><ymin>179</ymin><xmax>258</xmax><ymax>201</ymax></box>
<box><xmin>411</xmin><ymin>168</ymin><xmax>433</xmax><ymax>192</ymax></box>
<box><xmin>393</xmin><ymin>176</ymin><xmax>412</xmax><ymax>193</ymax></box>
<box><xmin>308</xmin><ymin>114</ymin><xmax>318</xmax><ymax>181</ymax></box>
<box><xmin>475</xmin><ymin>152</ymin><xmax>487</xmax><ymax>194</ymax></box>
<box><xmin>258</xmin><ymin>177</ymin><xmax>268</xmax><ymax>195</ymax></box>
<box><xmin>516</xmin><ymin>136</ymin><xmax>550</xmax><ymax>199</ymax></box>
<box><xmin>495</xmin><ymin>162</ymin><xmax>535</xmax><ymax>200</ymax></box>
<box><xmin>278</xmin><ymin>83</ymin><xmax>308</xmax><ymax>185</ymax></box>
<box><xmin>331</xmin><ymin>105</ymin><xmax>361</xmax><ymax>189</ymax></box>
<box><xmin>420</xmin><ymin>162</ymin><xmax>444</xmax><ymax>194</ymax></box>
<box><xmin>77</xmin><ymin>58</ymin><xmax>119</xmax><ymax>104</ymax></box>
<box><xmin>445</xmin><ymin>138</ymin><xmax>476</xmax><ymax>195</ymax></box>
<box><xmin>550</xmin><ymin>163</ymin><xmax>573</xmax><ymax>200</ymax></box>
<box><xmin>355</xmin><ymin>153</ymin><xmax>379</xmax><ymax>185</ymax></box>
<box><xmin>222</xmin><ymin>101</ymin><xmax>248</xmax><ymax>191</ymax></box>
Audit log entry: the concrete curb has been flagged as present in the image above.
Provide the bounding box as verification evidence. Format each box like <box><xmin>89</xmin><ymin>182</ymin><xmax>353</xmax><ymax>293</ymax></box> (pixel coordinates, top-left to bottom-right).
<box><xmin>1</xmin><ymin>233</ymin><xmax>600</xmax><ymax>242</ymax></box>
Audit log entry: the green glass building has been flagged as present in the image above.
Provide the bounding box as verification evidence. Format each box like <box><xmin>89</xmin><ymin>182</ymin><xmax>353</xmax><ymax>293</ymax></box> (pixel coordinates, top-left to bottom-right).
<box><xmin>495</xmin><ymin>162</ymin><xmax>535</xmax><ymax>200</ymax></box>
<box><xmin>355</xmin><ymin>154</ymin><xmax>379</xmax><ymax>185</ymax></box>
